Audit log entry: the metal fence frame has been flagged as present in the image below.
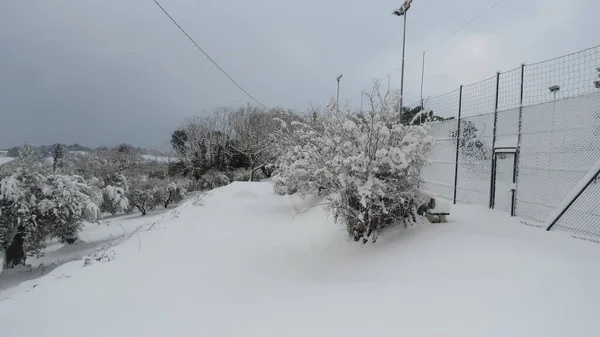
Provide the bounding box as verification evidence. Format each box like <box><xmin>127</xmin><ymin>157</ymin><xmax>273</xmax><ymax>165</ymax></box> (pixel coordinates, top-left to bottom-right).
<box><xmin>421</xmin><ymin>44</ymin><xmax>600</xmax><ymax>240</ymax></box>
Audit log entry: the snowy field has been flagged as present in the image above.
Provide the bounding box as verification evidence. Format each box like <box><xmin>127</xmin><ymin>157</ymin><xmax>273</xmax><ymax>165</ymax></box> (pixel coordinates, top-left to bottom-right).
<box><xmin>0</xmin><ymin>157</ymin><xmax>14</xmax><ymax>165</ymax></box>
<box><xmin>2</xmin><ymin>182</ymin><xmax>600</xmax><ymax>337</ymax></box>
<box><xmin>141</xmin><ymin>154</ymin><xmax>173</xmax><ymax>163</ymax></box>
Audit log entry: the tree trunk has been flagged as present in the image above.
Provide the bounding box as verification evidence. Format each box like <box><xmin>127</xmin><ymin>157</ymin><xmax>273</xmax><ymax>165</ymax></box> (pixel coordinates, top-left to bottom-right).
<box><xmin>134</xmin><ymin>203</ymin><xmax>147</xmax><ymax>216</ymax></box>
<box><xmin>164</xmin><ymin>191</ymin><xmax>173</xmax><ymax>208</ymax></box>
<box><xmin>249</xmin><ymin>160</ymin><xmax>256</xmax><ymax>182</ymax></box>
<box><xmin>5</xmin><ymin>230</ymin><xmax>26</xmax><ymax>268</ymax></box>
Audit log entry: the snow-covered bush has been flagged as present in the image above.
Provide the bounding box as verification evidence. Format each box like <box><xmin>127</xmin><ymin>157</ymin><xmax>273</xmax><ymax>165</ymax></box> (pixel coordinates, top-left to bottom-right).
<box><xmin>230</xmin><ymin>169</ymin><xmax>266</xmax><ymax>182</ymax></box>
<box><xmin>39</xmin><ymin>174</ymin><xmax>102</xmax><ymax>244</ymax></box>
<box><xmin>0</xmin><ymin>169</ymin><xmax>102</xmax><ymax>268</ymax></box>
<box><xmin>273</xmin><ymin>83</ymin><xmax>432</xmax><ymax>243</ymax></box>
<box><xmin>152</xmin><ymin>179</ymin><xmax>189</xmax><ymax>209</ymax></box>
<box><xmin>102</xmin><ymin>184</ymin><xmax>130</xmax><ymax>215</ymax></box>
<box><xmin>452</xmin><ymin>120</ymin><xmax>491</xmax><ymax>161</ymax></box>
<box><xmin>199</xmin><ymin>170</ymin><xmax>230</xmax><ymax>190</ymax></box>
<box><xmin>126</xmin><ymin>177</ymin><xmax>159</xmax><ymax>216</ymax></box>
<box><xmin>98</xmin><ymin>174</ymin><xmax>130</xmax><ymax>215</ymax></box>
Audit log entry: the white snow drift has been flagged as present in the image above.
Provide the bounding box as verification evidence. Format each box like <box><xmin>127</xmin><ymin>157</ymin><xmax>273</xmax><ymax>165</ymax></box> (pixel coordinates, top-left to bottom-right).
<box><xmin>1</xmin><ymin>182</ymin><xmax>600</xmax><ymax>337</ymax></box>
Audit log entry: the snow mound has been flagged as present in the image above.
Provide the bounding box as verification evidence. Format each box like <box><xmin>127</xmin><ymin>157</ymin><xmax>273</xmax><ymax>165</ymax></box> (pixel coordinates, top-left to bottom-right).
<box><xmin>1</xmin><ymin>182</ymin><xmax>600</xmax><ymax>337</ymax></box>
<box><xmin>431</xmin><ymin>197</ymin><xmax>451</xmax><ymax>213</ymax></box>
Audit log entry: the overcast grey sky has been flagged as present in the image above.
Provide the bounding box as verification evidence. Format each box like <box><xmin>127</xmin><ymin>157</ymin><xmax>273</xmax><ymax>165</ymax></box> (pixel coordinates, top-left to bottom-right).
<box><xmin>1</xmin><ymin>0</ymin><xmax>598</xmax><ymax>150</ymax></box>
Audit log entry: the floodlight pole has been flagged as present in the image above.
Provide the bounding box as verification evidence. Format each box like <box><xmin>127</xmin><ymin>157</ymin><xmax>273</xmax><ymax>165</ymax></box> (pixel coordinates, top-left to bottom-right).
<box><xmin>336</xmin><ymin>74</ymin><xmax>343</xmax><ymax>106</ymax></box>
<box><xmin>392</xmin><ymin>0</ymin><xmax>413</xmax><ymax>112</ymax></box>
<box><xmin>400</xmin><ymin>11</ymin><xmax>407</xmax><ymax>111</ymax></box>
<box><xmin>420</xmin><ymin>51</ymin><xmax>425</xmax><ymax>109</ymax></box>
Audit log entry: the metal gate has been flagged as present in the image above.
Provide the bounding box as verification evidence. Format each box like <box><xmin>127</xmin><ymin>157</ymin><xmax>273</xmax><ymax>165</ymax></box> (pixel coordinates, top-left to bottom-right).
<box><xmin>492</xmin><ymin>151</ymin><xmax>517</xmax><ymax>214</ymax></box>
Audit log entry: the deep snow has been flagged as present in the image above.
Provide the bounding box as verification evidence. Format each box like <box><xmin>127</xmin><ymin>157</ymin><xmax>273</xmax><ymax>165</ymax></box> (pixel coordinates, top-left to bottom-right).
<box><xmin>1</xmin><ymin>182</ymin><xmax>600</xmax><ymax>337</ymax></box>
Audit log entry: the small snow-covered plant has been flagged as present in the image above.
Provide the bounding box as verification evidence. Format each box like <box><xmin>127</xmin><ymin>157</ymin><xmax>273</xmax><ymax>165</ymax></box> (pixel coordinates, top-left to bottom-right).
<box><xmin>273</xmin><ymin>82</ymin><xmax>432</xmax><ymax>243</ymax></box>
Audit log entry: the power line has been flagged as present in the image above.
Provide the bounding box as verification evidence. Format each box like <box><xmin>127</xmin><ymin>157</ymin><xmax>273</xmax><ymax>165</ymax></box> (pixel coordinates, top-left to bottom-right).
<box><xmin>151</xmin><ymin>0</ymin><xmax>267</xmax><ymax>108</ymax></box>
<box><xmin>424</xmin><ymin>0</ymin><xmax>507</xmax><ymax>53</ymax></box>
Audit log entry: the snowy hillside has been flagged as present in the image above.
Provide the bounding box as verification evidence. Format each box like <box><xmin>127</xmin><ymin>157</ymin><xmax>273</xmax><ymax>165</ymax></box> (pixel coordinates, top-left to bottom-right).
<box><xmin>1</xmin><ymin>182</ymin><xmax>600</xmax><ymax>337</ymax></box>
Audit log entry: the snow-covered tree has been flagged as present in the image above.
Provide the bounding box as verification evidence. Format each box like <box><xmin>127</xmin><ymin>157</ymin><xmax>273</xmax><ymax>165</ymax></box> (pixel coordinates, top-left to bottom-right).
<box><xmin>87</xmin><ymin>174</ymin><xmax>130</xmax><ymax>216</ymax></box>
<box><xmin>171</xmin><ymin>109</ymin><xmax>235</xmax><ymax>178</ymax></box>
<box><xmin>273</xmin><ymin>82</ymin><xmax>432</xmax><ymax>243</ymax></box>
<box><xmin>52</xmin><ymin>143</ymin><xmax>65</xmax><ymax>173</ymax></box>
<box><xmin>17</xmin><ymin>144</ymin><xmax>42</xmax><ymax>166</ymax></box>
<box><xmin>39</xmin><ymin>174</ymin><xmax>102</xmax><ymax>244</ymax></box>
<box><xmin>0</xmin><ymin>169</ymin><xmax>101</xmax><ymax>268</ymax></box>
<box><xmin>451</xmin><ymin>120</ymin><xmax>490</xmax><ymax>161</ymax></box>
<box><xmin>101</xmin><ymin>175</ymin><xmax>130</xmax><ymax>215</ymax></box>
<box><xmin>152</xmin><ymin>179</ymin><xmax>188</xmax><ymax>209</ymax></box>
<box><xmin>71</xmin><ymin>145</ymin><xmax>143</xmax><ymax>182</ymax></box>
<box><xmin>229</xmin><ymin>106</ymin><xmax>282</xmax><ymax>181</ymax></box>
<box><xmin>126</xmin><ymin>177</ymin><xmax>160</xmax><ymax>216</ymax></box>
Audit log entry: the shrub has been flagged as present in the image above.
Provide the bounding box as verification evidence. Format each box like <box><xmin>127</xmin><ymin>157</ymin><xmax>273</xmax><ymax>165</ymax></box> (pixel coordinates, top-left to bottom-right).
<box><xmin>273</xmin><ymin>84</ymin><xmax>432</xmax><ymax>243</ymax></box>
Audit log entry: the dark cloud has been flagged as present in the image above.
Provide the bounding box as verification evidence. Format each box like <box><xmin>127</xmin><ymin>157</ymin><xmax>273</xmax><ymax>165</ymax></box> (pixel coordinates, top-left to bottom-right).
<box><xmin>1</xmin><ymin>0</ymin><xmax>598</xmax><ymax>149</ymax></box>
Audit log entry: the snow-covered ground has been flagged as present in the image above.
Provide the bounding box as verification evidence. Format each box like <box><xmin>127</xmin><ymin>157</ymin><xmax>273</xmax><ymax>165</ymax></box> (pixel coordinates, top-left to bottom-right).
<box><xmin>2</xmin><ymin>182</ymin><xmax>600</xmax><ymax>337</ymax></box>
<box><xmin>142</xmin><ymin>154</ymin><xmax>173</xmax><ymax>163</ymax></box>
<box><xmin>0</xmin><ymin>157</ymin><xmax>15</xmax><ymax>165</ymax></box>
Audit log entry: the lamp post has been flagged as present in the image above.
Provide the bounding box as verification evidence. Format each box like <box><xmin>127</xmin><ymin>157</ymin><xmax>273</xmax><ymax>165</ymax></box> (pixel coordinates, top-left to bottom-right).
<box><xmin>549</xmin><ymin>85</ymin><xmax>560</xmax><ymax>102</ymax></box>
<box><xmin>548</xmin><ymin>84</ymin><xmax>560</xmax><ymax>167</ymax></box>
<box><xmin>392</xmin><ymin>0</ymin><xmax>413</xmax><ymax>111</ymax></box>
<box><xmin>336</xmin><ymin>74</ymin><xmax>343</xmax><ymax>107</ymax></box>
<box><xmin>360</xmin><ymin>90</ymin><xmax>364</xmax><ymax>112</ymax></box>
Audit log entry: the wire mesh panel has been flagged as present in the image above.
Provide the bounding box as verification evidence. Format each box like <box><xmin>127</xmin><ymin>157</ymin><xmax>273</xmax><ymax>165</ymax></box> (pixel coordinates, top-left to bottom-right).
<box><xmin>418</xmin><ymin>45</ymin><xmax>600</xmax><ymax>237</ymax></box>
<box><xmin>523</xmin><ymin>45</ymin><xmax>600</xmax><ymax>106</ymax></box>
<box><xmin>421</xmin><ymin>120</ymin><xmax>457</xmax><ymax>201</ymax></box>
<box><xmin>550</xmin><ymin>171</ymin><xmax>600</xmax><ymax>239</ymax></box>
<box><xmin>454</xmin><ymin>78</ymin><xmax>497</xmax><ymax>205</ymax></box>
<box><xmin>420</xmin><ymin>90</ymin><xmax>460</xmax><ymax>201</ymax></box>
<box><xmin>424</xmin><ymin>89</ymin><xmax>460</xmax><ymax>119</ymax></box>
<box><xmin>497</xmin><ymin>67</ymin><xmax>522</xmax><ymax>112</ymax></box>
<box><xmin>461</xmin><ymin>76</ymin><xmax>497</xmax><ymax>117</ymax></box>
<box><xmin>455</xmin><ymin>113</ymin><xmax>495</xmax><ymax>205</ymax></box>
<box><xmin>515</xmin><ymin>92</ymin><xmax>600</xmax><ymax>224</ymax></box>
<box><xmin>493</xmin><ymin>153</ymin><xmax>515</xmax><ymax>213</ymax></box>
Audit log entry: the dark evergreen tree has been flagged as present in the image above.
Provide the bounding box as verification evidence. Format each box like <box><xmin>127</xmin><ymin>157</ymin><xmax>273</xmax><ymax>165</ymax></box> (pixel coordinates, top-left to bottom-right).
<box><xmin>52</xmin><ymin>143</ymin><xmax>65</xmax><ymax>172</ymax></box>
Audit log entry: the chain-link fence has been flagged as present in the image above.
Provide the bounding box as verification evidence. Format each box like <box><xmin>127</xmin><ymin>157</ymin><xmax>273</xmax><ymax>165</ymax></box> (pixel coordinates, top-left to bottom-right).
<box><xmin>420</xmin><ymin>90</ymin><xmax>459</xmax><ymax>201</ymax></box>
<box><xmin>421</xmin><ymin>44</ymin><xmax>600</xmax><ymax>240</ymax></box>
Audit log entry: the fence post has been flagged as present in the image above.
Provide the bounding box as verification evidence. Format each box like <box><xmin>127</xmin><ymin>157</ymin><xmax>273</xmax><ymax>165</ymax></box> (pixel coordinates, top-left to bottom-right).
<box><xmin>512</xmin><ymin>64</ymin><xmax>526</xmax><ymax>216</ymax></box>
<box><xmin>489</xmin><ymin>72</ymin><xmax>501</xmax><ymax>209</ymax></box>
<box><xmin>453</xmin><ymin>85</ymin><xmax>463</xmax><ymax>205</ymax></box>
<box><xmin>547</xmin><ymin>169</ymin><xmax>600</xmax><ymax>231</ymax></box>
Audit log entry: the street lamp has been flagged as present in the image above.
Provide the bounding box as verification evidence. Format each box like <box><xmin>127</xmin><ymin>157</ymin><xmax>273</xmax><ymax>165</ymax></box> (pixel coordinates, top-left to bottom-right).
<box><xmin>336</xmin><ymin>74</ymin><xmax>343</xmax><ymax>106</ymax></box>
<box><xmin>548</xmin><ymin>84</ymin><xmax>560</xmax><ymax>166</ymax></box>
<box><xmin>392</xmin><ymin>0</ymin><xmax>413</xmax><ymax>111</ymax></box>
<box><xmin>549</xmin><ymin>85</ymin><xmax>560</xmax><ymax>101</ymax></box>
